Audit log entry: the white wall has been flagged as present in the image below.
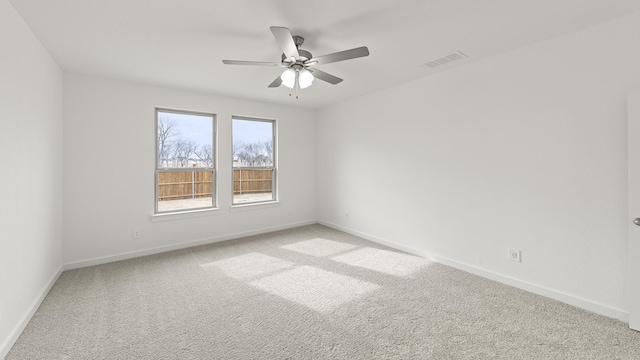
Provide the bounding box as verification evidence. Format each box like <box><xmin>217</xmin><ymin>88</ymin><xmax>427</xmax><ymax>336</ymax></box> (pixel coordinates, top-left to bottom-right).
<box><xmin>63</xmin><ymin>74</ymin><xmax>317</xmax><ymax>265</ymax></box>
<box><xmin>0</xmin><ymin>0</ymin><xmax>63</xmax><ymax>356</ymax></box>
<box><xmin>318</xmin><ymin>12</ymin><xmax>640</xmax><ymax>319</ymax></box>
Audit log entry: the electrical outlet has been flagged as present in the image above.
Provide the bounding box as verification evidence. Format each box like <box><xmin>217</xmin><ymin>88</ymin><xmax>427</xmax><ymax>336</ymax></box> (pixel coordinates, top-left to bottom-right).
<box><xmin>508</xmin><ymin>248</ymin><xmax>521</xmax><ymax>263</ymax></box>
<box><xmin>345</xmin><ymin>212</ymin><xmax>350</xmax><ymax>220</ymax></box>
<box><xmin>132</xmin><ymin>228</ymin><xmax>141</xmax><ymax>239</ymax></box>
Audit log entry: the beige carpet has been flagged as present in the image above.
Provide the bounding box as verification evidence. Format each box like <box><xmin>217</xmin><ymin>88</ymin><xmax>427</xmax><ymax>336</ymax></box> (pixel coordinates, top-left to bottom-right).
<box><xmin>7</xmin><ymin>224</ymin><xmax>640</xmax><ymax>359</ymax></box>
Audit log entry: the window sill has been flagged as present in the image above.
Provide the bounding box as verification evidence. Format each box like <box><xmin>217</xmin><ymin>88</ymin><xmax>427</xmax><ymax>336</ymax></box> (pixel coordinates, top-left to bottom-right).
<box><xmin>151</xmin><ymin>207</ymin><xmax>220</xmax><ymax>222</ymax></box>
<box><xmin>229</xmin><ymin>201</ymin><xmax>280</xmax><ymax>212</ymax></box>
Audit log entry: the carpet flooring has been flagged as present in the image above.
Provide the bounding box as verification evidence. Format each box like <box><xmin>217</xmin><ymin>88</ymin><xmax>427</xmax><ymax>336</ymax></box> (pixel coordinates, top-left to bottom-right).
<box><xmin>7</xmin><ymin>224</ymin><xmax>640</xmax><ymax>359</ymax></box>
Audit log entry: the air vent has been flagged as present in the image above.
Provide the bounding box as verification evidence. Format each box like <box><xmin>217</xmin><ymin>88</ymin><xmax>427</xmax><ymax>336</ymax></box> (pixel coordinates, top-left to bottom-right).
<box><xmin>424</xmin><ymin>51</ymin><xmax>468</xmax><ymax>68</ymax></box>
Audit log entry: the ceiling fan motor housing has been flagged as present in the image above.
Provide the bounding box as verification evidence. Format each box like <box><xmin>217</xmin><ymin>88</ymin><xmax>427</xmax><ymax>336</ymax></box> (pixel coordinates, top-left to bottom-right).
<box><xmin>281</xmin><ymin>49</ymin><xmax>312</xmax><ymax>63</ymax></box>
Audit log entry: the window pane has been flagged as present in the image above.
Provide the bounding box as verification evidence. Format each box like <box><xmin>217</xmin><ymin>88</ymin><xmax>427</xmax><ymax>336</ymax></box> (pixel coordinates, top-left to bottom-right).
<box><xmin>157</xmin><ymin>111</ymin><xmax>213</xmax><ymax>168</ymax></box>
<box><xmin>157</xmin><ymin>170</ymin><xmax>215</xmax><ymax>212</ymax></box>
<box><xmin>232</xmin><ymin>119</ymin><xmax>273</xmax><ymax>167</ymax></box>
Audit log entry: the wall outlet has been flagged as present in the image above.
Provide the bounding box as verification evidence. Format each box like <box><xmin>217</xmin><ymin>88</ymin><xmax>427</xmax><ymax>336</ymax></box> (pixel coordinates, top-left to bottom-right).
<box><xmin>132</xmin><ymin>228</ymin><xmax>141</xmax><ymax>239</ymax></box>
<box><xmin>508</xmin><ymin>248</ymin><xmax>521</xmax><ymax>262</ymax></box>
<box><xmin>345</xmin><ymin>212</ymin><xmax>350</xmax><ymax>220</ymax></box>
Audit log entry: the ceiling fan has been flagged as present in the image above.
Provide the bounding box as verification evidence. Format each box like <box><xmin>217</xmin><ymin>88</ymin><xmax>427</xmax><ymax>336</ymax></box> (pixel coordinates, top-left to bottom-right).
<box><xmin>222</xmin><ymin>26</ymin><xmax>370</xmax><ymax>98</ymax></box>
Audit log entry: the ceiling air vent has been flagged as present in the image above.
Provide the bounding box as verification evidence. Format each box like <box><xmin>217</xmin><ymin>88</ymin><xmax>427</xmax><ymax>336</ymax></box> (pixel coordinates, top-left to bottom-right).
<box><xmin>424</xmin><ymin>51</ymin><xmax>468</xmax><ymax>68</ymax></box>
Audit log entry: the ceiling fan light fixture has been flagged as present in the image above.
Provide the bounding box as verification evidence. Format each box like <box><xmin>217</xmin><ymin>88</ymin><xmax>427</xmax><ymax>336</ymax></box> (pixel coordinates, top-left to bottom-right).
<box><xmin>298</xmin><ymin>69</ymin><xmax>314</xmax><ymax>89</ymax></box>
<box><xmin>281</xmin><ymin>68</ymin><xmax>296</xmax><ymax>88</ymax></box>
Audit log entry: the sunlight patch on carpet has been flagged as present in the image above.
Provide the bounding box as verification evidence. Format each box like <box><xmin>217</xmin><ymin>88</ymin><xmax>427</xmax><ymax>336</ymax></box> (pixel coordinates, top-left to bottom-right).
<box><xmin>331</xmin><ymin>248</ymin><xmax>430</xmax><ymax>277</ymax></box>
<box><xmin>200</xmin><ymin>252</ymin><xmax>294</xmax><ymax>280</ymax></box>
<box><xmin>280</xmin><ymin>238</ymin><xmax>358</xmax><ymax>257</ymax></box>
<box><xmin>250</xmin><ymin>266</ymin><xmax>379</xmax><ymax>312</ymax></box>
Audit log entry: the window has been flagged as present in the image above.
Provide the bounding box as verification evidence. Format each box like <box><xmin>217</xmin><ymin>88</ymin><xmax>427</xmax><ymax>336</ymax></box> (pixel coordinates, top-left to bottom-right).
<box><xmin>155</xmin><ymin>109</ymin><xmax>216</xmax><ymax>213</ymax></box>
<box><xmin>232</xmin><ymin>117</ymin><xmax>276</xmax><ymax>205</ymax></box>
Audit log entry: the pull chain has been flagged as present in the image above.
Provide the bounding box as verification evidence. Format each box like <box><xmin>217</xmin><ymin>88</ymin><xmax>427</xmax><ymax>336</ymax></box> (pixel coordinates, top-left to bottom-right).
<box><xmin>295</xmin><ymin>70</ymin><xmax>300</xmax><ymax>99</ymax></box>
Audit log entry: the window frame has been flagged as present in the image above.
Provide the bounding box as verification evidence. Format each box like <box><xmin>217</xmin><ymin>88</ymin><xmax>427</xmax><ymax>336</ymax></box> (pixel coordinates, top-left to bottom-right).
<box><xmin>154</xmin><ymin>108</ymin><xmax>217</xmax><ymax>215</ymax></box>
<box><xmin>231</xmin><ymin>116</ymin><xmax>277</xmax><ymax>206</ymax></box>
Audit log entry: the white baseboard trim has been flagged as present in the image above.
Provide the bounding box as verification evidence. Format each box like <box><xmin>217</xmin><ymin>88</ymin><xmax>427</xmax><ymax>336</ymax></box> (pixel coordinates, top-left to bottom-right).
<box><xmin>0</xmin><ymin>265</ymin><xmax>63</xmax><ymax>360</ymax></box>
<box><xmin>318</xmin><ymin>220</ymin><xmax>628</xmax><ymax>323</ymax></box>
<box><xmin>64</xmin><ymin>220</ymin><xmax>317</xmax><ymax>270</ymax></box>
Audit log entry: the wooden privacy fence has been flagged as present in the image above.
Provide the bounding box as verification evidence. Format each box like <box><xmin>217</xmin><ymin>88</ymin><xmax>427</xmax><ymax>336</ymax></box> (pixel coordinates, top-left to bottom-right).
<box><xmin>157</xmin><ymin>171</ymin><xmax>213</xmax><ymax>201</ymax></box>
<box><xmin>157</xmin><ymin>169</ymin><xmax>272</xmax><ymax>201</ymax></box>
<box><xmin>233</xmin><ymin>169</ymin><xmax>273</xmax><ymax>195</ymax></box>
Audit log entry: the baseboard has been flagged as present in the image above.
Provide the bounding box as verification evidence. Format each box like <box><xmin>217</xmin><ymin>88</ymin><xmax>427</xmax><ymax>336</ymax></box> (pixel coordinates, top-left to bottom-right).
<box><xmin>64</xmin><ymin>220</ymin><xmax>317</xmax><ymax>270</ymax></box>
<box><xmin>0</xmin><ymin>265</ymin><xmax>63</xmax><ymax>359</ymax></box>
<box><xmin>318</xmin><ymin>220</ymin><xmax>629</xmax><ymax>323</ymax></box>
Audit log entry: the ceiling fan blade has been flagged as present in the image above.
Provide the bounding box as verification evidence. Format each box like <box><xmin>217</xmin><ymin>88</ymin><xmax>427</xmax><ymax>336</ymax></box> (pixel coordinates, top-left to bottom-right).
<box><xmin>270</xmin><ymin>26</ymin><xmax>300</xmax><ymax>60</ymax></box>
<box><xmin>268</xmin><ymin>75</ymin><xmax>282</xmax><ymax>88</ymax></box>
<box><xmin>308</xmin><ymin>46</ymin><xmax>369</xmax><ymax>66</ymax></box>
<box><xmin>309</xmin><ymin>69</ymin><xmax>343</xmax><ymax>85</ymax></box>
<box><xmin>222</xmin><ymin>60</ymin><xmax>287</xmax><ymax>67</ymax></box>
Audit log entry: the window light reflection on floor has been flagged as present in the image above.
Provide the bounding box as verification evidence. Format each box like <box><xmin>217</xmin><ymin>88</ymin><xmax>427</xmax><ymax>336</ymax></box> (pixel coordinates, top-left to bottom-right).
<box><xmin>200</xmin><ymin>252</ymin><xmax>294</xmax><ymax>280</ymax></box>
<box><xmin>331</xmin><ymin>248</ymin><xmax>430</xmax><ymax>277</ymax></box>
<box><xmin>280</xmin><ymin>238</ymin><xmax>358</xmax><ymax>257</ymax></box>
<box><xmin>250</xmin><ymin>266</ymin><xmax>380</xmax><ymax>313</ymax></box>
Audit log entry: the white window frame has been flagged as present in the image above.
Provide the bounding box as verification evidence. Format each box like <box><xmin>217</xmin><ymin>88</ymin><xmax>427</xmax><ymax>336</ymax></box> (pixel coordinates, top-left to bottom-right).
<box><xmin>231</xmin><ymin>116</ymin><xmax>277</xmax><ymax>206</ymax></box>
<box><xmin>155</xmin><ymin>108</ymin><xmax>217</xmax><ymax>215</ymax></box>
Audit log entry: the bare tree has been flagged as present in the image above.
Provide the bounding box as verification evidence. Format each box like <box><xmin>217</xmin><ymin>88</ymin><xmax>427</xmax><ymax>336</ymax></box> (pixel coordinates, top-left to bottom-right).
<box><xmin>240</xmin><ymin>142</ymin><xmax>263</xmax><ymax>166</ymax></box>
<box><xmin>171</xmin><ymin>139</ymin><xmax>197</xmax><ymax>167</ymax></box>
<box><xmin>261</xmin><ymin>140</ymin><xmax>273</xmax><ymax>166</ymax></box>
<box><xmin>233</xmin><ymin>140</ymin><xmax>274</xmax><ymax>166</ymax></box>
<box><xmin>157</xmin><ymin>117</ymin><xmax>178</xmax><ymax>167</ymax></box>
<box><xmin>194</xmin><ymin>144</ymin><xmax>213</xmax><ymax>167</ymax></box>
<box><xmin>232</xmin><ymin>141</ymin><xmax>244</xmax><ymax>162</ymax></box>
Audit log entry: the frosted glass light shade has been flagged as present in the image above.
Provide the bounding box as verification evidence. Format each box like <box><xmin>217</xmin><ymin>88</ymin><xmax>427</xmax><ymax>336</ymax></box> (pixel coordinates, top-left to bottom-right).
<box><xmin>281</xmin><ymin>69</ymin><xmax>296</xmax><ymax>88</ymax></box>
<box><xmin>298</xmin><ymin>69</ymin><xmax>314</xmax><ymax>89</ymax></box>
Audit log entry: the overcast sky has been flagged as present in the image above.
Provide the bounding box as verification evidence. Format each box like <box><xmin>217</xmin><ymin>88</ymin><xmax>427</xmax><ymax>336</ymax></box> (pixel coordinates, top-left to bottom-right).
<box><xmin>158</xmin><ymin>111</ymin><xmax>273</xmax><ymax>148</ymax></box>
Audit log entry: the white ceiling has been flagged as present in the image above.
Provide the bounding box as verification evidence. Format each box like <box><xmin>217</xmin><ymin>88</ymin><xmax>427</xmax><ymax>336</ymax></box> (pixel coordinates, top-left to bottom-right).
<box><xmin>9</xmin><ymin>0</ymin><xmax>640</xmax><ymax>109</ymax></box>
